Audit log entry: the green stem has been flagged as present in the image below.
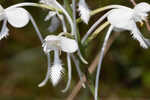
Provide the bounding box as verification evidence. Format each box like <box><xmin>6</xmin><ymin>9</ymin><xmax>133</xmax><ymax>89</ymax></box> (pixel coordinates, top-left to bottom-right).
<box><xmin>35</xmin><ymin>4</ymin><xmax>62</xmax><ymax>12</ymax></box>
<box><xmin>87</xmin><ymin>83</ymin><xmax>100</xmax><ymax>100</ymax></box>
<box><xmin>63</xmin><ymin>0</ymin><xmax>72</xmax><ymax>17</ymax></box>
<box><xmin>84</xmin><ymin>21</ymin><xmax>110</xmax><ymax>46</ymax></box>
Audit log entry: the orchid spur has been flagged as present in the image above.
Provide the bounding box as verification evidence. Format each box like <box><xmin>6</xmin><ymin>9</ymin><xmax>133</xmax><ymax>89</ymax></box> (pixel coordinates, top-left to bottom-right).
<box><xmin>82</xmin><ymin>2</ymin><xmax>150</xmax><ymax>100</ymax></box>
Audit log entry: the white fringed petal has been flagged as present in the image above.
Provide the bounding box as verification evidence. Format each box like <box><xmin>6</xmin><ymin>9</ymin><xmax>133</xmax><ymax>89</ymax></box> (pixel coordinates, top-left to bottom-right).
<box><xmin>134</xmin><ymin>2</ymin><xmax>150</xmax><ymax>13</ymax></box>
<box><xmin>78</xmin><ymin>0</ymin><xmax>91</xmax><ymax>24</ymax></box>
<box><xmin>60</xmin><ymin>36</ymin><xmax>78</xmax><ymax>53</ymax></box>
<box><xmin>5</xmin><ymin>7</ymin><xmax>30</xmax><ymax>28</ymax></box>
<box><xmin>50</xmin><ymin>64</ymin><xmax>64</xmax><ymax>86</ymax></box>
<box><xmin>130</xmin><ymin>21</ymin><xmax>150</xmax><ymax>49</ymax></box>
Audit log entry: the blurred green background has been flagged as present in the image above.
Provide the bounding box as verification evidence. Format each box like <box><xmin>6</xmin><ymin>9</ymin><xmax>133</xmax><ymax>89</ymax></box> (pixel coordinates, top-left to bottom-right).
<box><xmin>1</xmin><ymin>0</ymin><xmax>150</xmax><ymax>100</ymax></box>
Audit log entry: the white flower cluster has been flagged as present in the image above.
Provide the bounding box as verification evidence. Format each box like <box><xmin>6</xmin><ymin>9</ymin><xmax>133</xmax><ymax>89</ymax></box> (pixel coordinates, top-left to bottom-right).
<box><xmin>1</xmin><ymin>0</ymin><xmax>150</xmax><ymax>100</ymax></box>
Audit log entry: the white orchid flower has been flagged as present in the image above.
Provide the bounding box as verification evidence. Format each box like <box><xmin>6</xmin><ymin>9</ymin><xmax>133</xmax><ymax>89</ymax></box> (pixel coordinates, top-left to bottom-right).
<box><xmin>0</xmin><ymin>2</ymin><xmax>55</xmax><ymax>89</ymax></box>
<box><xmin>0</xmin><ymin>3</ymin><xmax>44</xmax><ymax>42</ymax></box>
<box><xmin>78</xmin><ymin>0</ymin><xmax>91</xmax><ymax>24</ymax></box>
<box><xmin>0</xmin><ymin>5</ymin><xmax>30</xmax><ymax>40</ymax></box>
<box><xmin>81</xmin><ymin>2</ymin><xmax>150</xmax><ymax>100</ymax></box>
<box><xmin>39</xmin><ymin>0</ymin><xmax>87</xmax><ymax>91</ymax></box>
<box><xmin>107</xmin><ymin>2</ymin><xmax>150</xmax><ymax>48</ymax></box>
<box><xmin>38</xmin><ymin>33</ymin><xmax>78</xmax><ymax>87</ymax></box>
<box><xmin>41</xmin><ymin>0</ymin><xmax>87</xmax><ymax>64</ymax></box>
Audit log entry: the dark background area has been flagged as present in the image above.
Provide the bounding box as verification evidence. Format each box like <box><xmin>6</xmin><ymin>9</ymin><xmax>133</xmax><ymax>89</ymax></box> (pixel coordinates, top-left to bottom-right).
<box><xmin>0</xmin><ymin>0</ymin><xmax>150</xmax><ymax>100</ymax></box>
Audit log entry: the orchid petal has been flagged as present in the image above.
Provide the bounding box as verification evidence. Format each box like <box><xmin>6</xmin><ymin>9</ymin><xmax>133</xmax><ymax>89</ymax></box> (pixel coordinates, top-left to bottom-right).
<box><xmin>71</xmin><ymin>54</ymin><xmax>86</xmax><ymax>88</ymax></box>
<box><xmin>6</xmin><ymin>7</ymin><xmax>30</xmax><ymax>28</ymax></box>
<box><xmin>42</xmin><ymin>35</ymin><xmax>60</xmax><ymax>53</ymax></box>
<box><xmin>108</xmin><ymin>8</ymin><xmax>133</xmax><ymax>30</ymax></box>
<box><xmin>60</xmin><ymin>36</ymin><xmax>78</xmax><ymax>53</ymax></box>
<box><xmin>130</xmin><ymin>21</ymin><xmax>150</xmax><ymax>48</ymax></box>
<box><xmin>38</xmin><ymin>54</ymin><xmax>51</xmax><ymax>87</ymax></box>
<box><xmin>95</xmin><ymin>25</ymin><xmax>113</xmax><ymax>100</ymax></box>
<box><xmin>134</xmin><ymin>2</ymin><xmax>150</xmax><ymax>13</ymax></box>
<box><xmin>0</xmin><ymin>19</ymin><xmax>9</xmax><ymax>40</ymax></box>
<box><xmin>38</xmin><ymin>68</ymin><xmax>50</xmax><ymax>87</ymax></box>
<box><xmin>61</xmin><ymin>54</ymin><xmax>72</xmax><ymax>92</ymax></box>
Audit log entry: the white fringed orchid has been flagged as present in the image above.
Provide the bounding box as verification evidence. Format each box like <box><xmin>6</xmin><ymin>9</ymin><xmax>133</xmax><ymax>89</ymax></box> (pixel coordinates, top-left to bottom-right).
<box><xmin>38</xmin><ymin>33</ymin><xmax>78</xmax><ymax>87</ymax></box>
<box><xmin>39</xmin><ymin>0</ymin><xmax>87</xmax><ymax>91</ymax></box>
<box><xmin>0</xmin><ymin>5</ymin><xmax>30</xmax><ymax>40</ymax></box>
<box><xmin>82</xmin><ymin>2</ymin><xmax>150</xmax><ymax>100</ymax></box>
<box><xmin>107</xmin><ymin>3</ymin><xmax>150</xmax><ymax>48</ymax></box>
<box><xmin>50</xmin><ymin>64</ymin><xmax>64</xmax><ymax>86</ymax></box>
<box><xmin>0</xmin><ymin>3</ymin><xmax>44</xmax><ymax>42</ymax></box>
<box><xmin>78</xmin><ymin>0</ymin><xmax>91</xmax><ymax>24</ymax></box>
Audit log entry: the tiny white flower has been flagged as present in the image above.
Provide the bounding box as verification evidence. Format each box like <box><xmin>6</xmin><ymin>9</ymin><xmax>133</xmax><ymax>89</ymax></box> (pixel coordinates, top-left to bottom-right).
<box><xmin>0</xmin><ymin>5</ymin><xmax>30</xmax><ymax>40</ymax></box>
<box><xmin>78</xmin><ymin>0</ymin><xmax>91</xmax><ymax>24</ymax></box>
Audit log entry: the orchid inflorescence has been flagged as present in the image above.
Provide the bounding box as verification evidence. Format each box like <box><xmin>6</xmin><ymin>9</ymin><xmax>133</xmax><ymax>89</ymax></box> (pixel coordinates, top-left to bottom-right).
<box><xmin>0</xmin><ymin>0</ymin><xmax>150</xmax><ymax>100</ymax></box>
